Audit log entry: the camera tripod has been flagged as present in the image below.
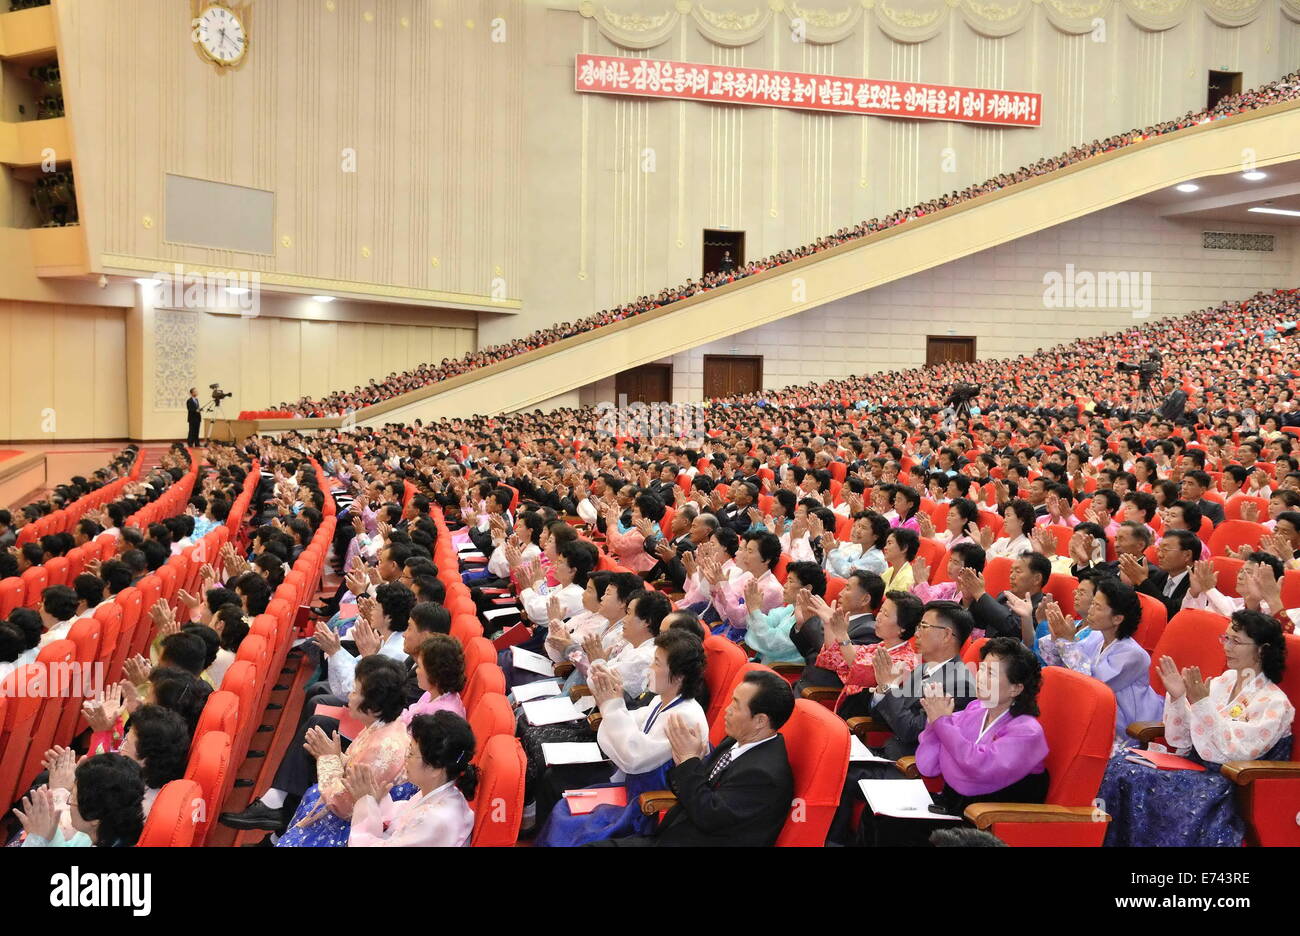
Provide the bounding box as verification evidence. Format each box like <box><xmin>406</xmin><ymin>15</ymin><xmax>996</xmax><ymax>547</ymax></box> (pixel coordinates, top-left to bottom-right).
<box><xmin>1133</xmin><ymin>380</ymin><xmax>1160</xmax><ymax>415</ymax></box>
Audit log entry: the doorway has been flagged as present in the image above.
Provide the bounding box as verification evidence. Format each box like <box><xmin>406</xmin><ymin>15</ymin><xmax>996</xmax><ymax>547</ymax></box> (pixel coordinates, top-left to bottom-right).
<box><xmin>703</xmin><ymin>355</ymin><xmax>763</xmax><ymax>399</ymax></box>
<box><xmin>1207</xmin><ymin>70</ymin><xmax>1242</xmax><ymax>110</ymax></box>
<box><xmin>925</xmin><ymin>336</ymin><xmax>977</xmax><ymax>366</ymax></box>
<box><xmin>615</xmin><ymin>363</ymin><xmax>673</xmax><ymax>405</ymax></box>
<box><xmin>702</xmin><ymin>229</ymin><xmax>745</xmax><ymax>278</ymax></box>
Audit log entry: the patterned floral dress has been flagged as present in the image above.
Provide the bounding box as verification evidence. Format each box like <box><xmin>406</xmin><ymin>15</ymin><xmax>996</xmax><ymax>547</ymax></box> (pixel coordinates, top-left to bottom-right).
<box><xmin>1097</xmin><ymin>670</ymin><xmax>1294</xmax><ymax>847</ymax></box>
<box><xmin>277</xmin><ymin>718</ymin><xmax>409</xmax><ymax>848</ymax></box>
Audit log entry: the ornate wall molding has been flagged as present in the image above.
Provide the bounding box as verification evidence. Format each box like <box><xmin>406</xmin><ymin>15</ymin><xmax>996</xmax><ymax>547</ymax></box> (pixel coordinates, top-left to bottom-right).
<box><xmin>874</xmin><ymin>0</ymin><xmax>947</xmax><ymax>41</ymax></box>
<box><xmin>575</xmin><ymin>0</ymin><xmax>1289</xmax><ymax>45</ymax></box>
<box><xmin>692</xmin><ymin>4</ymin><xmax>775</xmax><ymax>44</ymax></box>
<box><xmin>152</xmin><ymin>309</ymin><xmax>198</xmax><ymax>411</ymax></box>
<box><xmin>582</xmin><ymin>2</ymin><xmax>682</xmax><ymax>49</ymax></box>
<box><xmin>781</xmin><ymin>0</ymin><xmax>867</xmax><ymax>43</ymax></box>
<box><xmin>1202</xmin><ymin>0</ymin><xmax>1263</xmax><ymax>26</ymax></box>
<box><xmin>958</xmin><ymin>0</ymin><xmax>1033</xmax><ymax>36</ymax></box>
<box><xmin>1041</xmin><ymin>0</ymin><xmax>1112</xmax><ymax>33</ymax></box>
<box><xmin>1120</xmin><ymin>0</ymin><xmax>1191</xmax><ymax>30</ymax></box>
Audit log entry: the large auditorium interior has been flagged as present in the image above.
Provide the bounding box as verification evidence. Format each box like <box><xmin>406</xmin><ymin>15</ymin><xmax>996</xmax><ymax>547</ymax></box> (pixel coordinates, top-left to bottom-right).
<box><xmin>2</xmin><ymin>0</ymin><xmax>1300</xmax><ymax>900</ymax></box>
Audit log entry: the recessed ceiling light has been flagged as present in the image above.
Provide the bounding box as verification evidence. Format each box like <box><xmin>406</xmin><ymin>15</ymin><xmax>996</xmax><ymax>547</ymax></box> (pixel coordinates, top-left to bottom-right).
<box><xmin>312</xmin><ymin>295</ymin><xmax>336</xmax><ymax>303</ymax></box>
<box><xmin>224</xmin><ymin>286</ymin><xmax>250</xmax><ymax>295</ymax></box>
<box><xmin>1242</xmin><ymin>171</ymin><xmax>1267</xmax><ymax>181</ymax></box>
<box><xmin>135</xmin><ymin>278</ymin><xmax>161</xmax><ymax>287</ymax></box>
<box><xmin>1175</xmin><ymin>183</ymin><xmax>1199</xmax><ymax>193</ymax></box>
<box><xmin>1249</xmin><ymin>206</ymin><xmax>1300</xmax><ymax>218</ymax></box>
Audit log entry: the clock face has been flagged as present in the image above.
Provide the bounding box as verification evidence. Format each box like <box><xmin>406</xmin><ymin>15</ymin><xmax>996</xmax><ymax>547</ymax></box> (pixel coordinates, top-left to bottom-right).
<box><xmin>194</xmin><ymin>4</ymin><xmax>247</xmax><ymax>65</ymax></box>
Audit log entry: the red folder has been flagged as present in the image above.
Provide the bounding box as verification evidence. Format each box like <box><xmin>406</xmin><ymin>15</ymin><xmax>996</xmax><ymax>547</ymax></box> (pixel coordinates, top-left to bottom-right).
<box><xmin>314</xmin><ymin>704</ymin><xmax>366</xmax><ymax>741</ymax></box>
<box><xmin>492</xmin><ymin>622</ymin><xmax>533</xmax><ymax>651</ymax></box>
<box><xmin>1125</xmin><ymin>749</ymin><xmax>1206</xmax><ymax>771</ymax></box>
<box><xmin>563</xmin><ymin>786</ymin><xmax>628</xmax><ymax>815</ymax></box>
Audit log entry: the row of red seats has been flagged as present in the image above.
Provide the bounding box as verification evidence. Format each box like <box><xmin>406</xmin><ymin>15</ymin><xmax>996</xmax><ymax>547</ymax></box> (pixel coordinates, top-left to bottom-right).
<box><xmin>137</xmin><ymin>459</ymin><xmax>306</xmax><ymax>846</ymax></box>
<box><xmin>0</xmin><ymin>450</ymin><xmax>192</xmax><ymax>618</ymax></box>
<box><xmin>236</xmin><ymin>411</ymin><xmax>293</xmax><ymax>421</ymax></box>
<box><xmin>0</xmin><ymin>451</ymin><xmax>208</xmax><ymax>819</ymax></box>
<box><xmin>15</xmin><ymin>449</ymin><xmax>143</xmax><ymax>548</ymax></box>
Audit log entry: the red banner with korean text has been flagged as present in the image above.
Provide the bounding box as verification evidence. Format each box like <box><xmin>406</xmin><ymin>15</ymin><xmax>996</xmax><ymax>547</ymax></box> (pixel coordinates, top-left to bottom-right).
<box><xmin>575</xmin><ymin>53</ymin><xmax>1042</xmax><ymax>128</ymax></box>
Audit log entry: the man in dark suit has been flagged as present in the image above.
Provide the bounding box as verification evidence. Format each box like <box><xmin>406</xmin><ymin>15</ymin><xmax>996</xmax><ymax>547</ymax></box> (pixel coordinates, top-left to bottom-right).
<box><xmin>645</xmin><ymin>506</ymin><xmax>713</xmax><ymax>588</ymax></box>
<box><xmin>826</xmin><ymin>600</ymin><xmax>978</xmax><ymax>845</ymax></box>
<box><xmin>1125</xmin><ymin>528</ymin><xmax>1198</xmax><ymax>621</ymax></box>
<box><xmin>709</xmin><ymin>481</ymin><xmax>759</xmax><ymax>535</ymax></box>
<box><xmin>591</xmin><ymin>670</ymin><xmax>795</xmax><ymax>847</ymax></box>
<box><xmin>1181</xmin><ymin>470</ymin><xmax>1226</xmax><ymax>528</ymax></box>
<box><xmin>186</xmin><ymin>387</ymin><xmax>202</xmax><ymax>446</ymax></box>
<box><xmin>960</xmin><ymin>551</ymin><xmax>1051</xmax><ymax>644</ymax></box>
<box><xmin>791</xmin><ymin>571</ymin><xmax>888</xmax><ymax>696</ymax></box>
<box><xmin>1159</xmin><ymin>379</ymin><xmax>1188</xmax><ymax>424</ymax></box>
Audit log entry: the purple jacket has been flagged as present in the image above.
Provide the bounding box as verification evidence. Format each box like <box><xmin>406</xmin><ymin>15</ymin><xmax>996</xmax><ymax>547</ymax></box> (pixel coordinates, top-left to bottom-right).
<box><xmin>915</xmin><ymin>699</ymin><xmax>1048</xmax><ymax>797</ymax></box>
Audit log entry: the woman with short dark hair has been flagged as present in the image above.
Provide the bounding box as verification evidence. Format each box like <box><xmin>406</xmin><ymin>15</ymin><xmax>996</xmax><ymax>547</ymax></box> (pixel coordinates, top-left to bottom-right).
<box><xmin>346</xmin><ymin>711</ymin><xmax>478</xmax><ymax>847</ymax></box>
<box><xmin>1097</xmin><ymin>609</ymin><xmax>1294</xmax><ymax>846</ymax></box>
<box><xmin>16</xmin><ymin>753</ymin><xmax>145</xmax><ymax>847</ymax></box>
<box><xmin>276</xmin><ymin>656</ymin><xmax>410</xmax><ymax>847</ymax></box>
<box><xmin>859</xmin><ymin>636</ymin><xmax>1050</xmax><ymax>847</ymax></box>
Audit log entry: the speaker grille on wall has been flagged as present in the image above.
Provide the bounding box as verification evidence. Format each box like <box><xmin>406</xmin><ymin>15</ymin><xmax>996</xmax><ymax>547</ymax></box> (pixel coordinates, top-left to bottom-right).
<box><xmin>164</xmin><ymin>174</ymin><xmax>275</xmax><ymax>255</ymax></box>
<box><xmin>1201</xmin><ymin>231</ymin><xmax>1275</xmax><ymax>252</ymax></box>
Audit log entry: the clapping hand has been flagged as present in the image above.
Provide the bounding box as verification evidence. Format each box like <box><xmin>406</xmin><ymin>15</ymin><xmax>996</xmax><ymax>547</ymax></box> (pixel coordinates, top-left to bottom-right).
<box><xmin>1183</xmin><ymin>665</ymin><xmax>1210</xmax><ymax>705</ymax></box>
<box><xmin>911</xmin><ymin>555</ymin><xmax>931</xmax><ymax>585</ymax></box>
<box><xmin>13</xmin><ymin>786</ymin><xmax>58</xmax><ymax>842</ymax></box>
<box><xmin>81</xmin><ymin>683</ymin><xmax>125</xmax><ymax>733</ymax></box>
<box><xmin>1044</xmin><ymin>598</ymin><xmax>1075</xmax><ymax>641</ymax></box>
<box><xmin>1157</xmin><ymin>655</ymin><xmax>1186</xmax><ymax>699</ymax></box>
<box><xmin>352</xmin><ymin>617</ymin><xmax>383</xmax><ymax>657</ymax></box>
<box><xmin>664</xmin><ymin>711</ymin><xmax>708</xmax><ymax>765</ymax></box>
<box><xmin>956</xmin><ymin>566</ymin><xmax>986</xmax><ymax>604</ymax></box>
<box><xmin>43</xmin><ymin>746</ymin><xmax>78</xmax><ymax>792</ymax></box>
<box><xmin>743</xmin><ymin>578</ymin><xmax>762</xmax><ymax>614</ymax></box>
<box><xmin>588</xmin><ymin>663</ymin><xmax>624</xmax><ymax>707</ymax></box>
<box><xmin>1119</xmin><ymin>553</ymin><xmax>1148</xmax><ymax>586</ymax></box>
<box><xmin>304</xmin><ymin>725</ymin><xmax>343</xmax><ymax>760</ymax></box>
<box><xmin>312</xmin><ymin>621</ymin><xmax>342</xmax><ymax>657</ymax></box>
<box><xmin>343</xmin><ymin>762</ymin><xmax>393</xmax><ymax>804</ymax></box>
<box><xmin>919</xmin><ymin>680</ymin><xmax>954</xmax><ymax>722</ymax></box>
<box><xmin>123</xmin><ymin>654</ymin><xmax>152</xmax><ymax>687</ymax></box>
<box><xmin>1004</xmin><ymin>589</ymin><xmax>1034</xmax><ymax>622</ymax></box>
<box><xmin>977</xmin><ymin>525</ymin><xmax>995</xmax><ymax>550</ymax></box>
<box><xmin>1188</xmin><ymin>559</ymin><xmax>1217</xmax><ymax>598</ymax></box>
<box><xmin>655</xmin><ymin>539</ymin><xmax>678</xmax><ymax>563</ymax></box>
<box><xmin>917</xmin><ymin>512</ymin><xmax>936</xmax><ymax>540</ymax></box>
<box><xmin>581</xmin><ymin>633</ymin><xmax>607</xmax><ymax>663</ymax></box>
<box><xmin>872</xmin><ymin>645</ymin><xmax>898</xmax><ymax>689</ymax></box>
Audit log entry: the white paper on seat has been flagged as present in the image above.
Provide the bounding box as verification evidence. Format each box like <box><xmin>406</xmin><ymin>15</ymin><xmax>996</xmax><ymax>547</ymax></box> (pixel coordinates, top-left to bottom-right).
<box><xmin>849</xmin><ymin>735</ymin><xmax>896</xmax><ymax>763</ymax></box>
<box><xmin>574</xmin><ymin>695</ymin><xmax>597</xmax><ymax>713</ymax></box>
<box><xmin>522</xmin><ymin>696</ymin><xmax>586</xmax><ymax>726</ymax></box>
<box><xmin>543</xmin><ymin>742</ymin><xmax>606</xmax><ymax>766</ymax></box>
<box><xmin>456</xmin><ymin>542</ymin><xmax>481</xmax><ymax>552</ymax></box>
<box><xmin>483</xmin><ymin>606</ymin><xmax>521</xmax><ymax>621</ymax></box>
<box><xmin>858</xmin><ymin>779</ymin><xmax>962</xmax><ymax>821</ymax></box>
<box><xmin>512</xmin><ymin>679</ymin><xmax>562</xmax><ymax>703</ymax></box>
<box><xmin>511</xmin><ymin>646</ymin><xmax>556</xmax><ymax>677</ymax></box>
<box><xmin>460</xmin><ymin>551</ymin><xmax>487</xmax><ymax>560</ymax></box>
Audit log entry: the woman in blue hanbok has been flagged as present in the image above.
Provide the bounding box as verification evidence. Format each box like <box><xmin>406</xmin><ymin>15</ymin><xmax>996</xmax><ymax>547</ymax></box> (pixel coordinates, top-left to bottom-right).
<box><xmin>536</xmin><ymin>628</ymin><xmax>710</xmax><ymax>846</ymax></box>
<box><xmin>1097</xmin><ymin>609</ymin><xmax>1294</xmax><ymax>847</ymax></box>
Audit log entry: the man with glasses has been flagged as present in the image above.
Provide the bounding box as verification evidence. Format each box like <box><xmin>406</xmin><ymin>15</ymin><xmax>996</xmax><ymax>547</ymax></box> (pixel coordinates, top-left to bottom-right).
<box><xmin>825</xmin><ymin>600</ymin><xmax>977</xmax><ymax>845</ymax></box>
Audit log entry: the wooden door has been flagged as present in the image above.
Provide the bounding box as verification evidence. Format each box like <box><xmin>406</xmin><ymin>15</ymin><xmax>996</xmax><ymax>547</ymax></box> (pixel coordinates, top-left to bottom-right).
<box><xmin>703</xmin><ymin>355</ymin><xmax>763</xmax><ymax>399</ymax></box>
<box><xmin>615</xmin><ymin>363</ymin><xmax>673</xmax><ymax>405</ymax></box>
<box><xmin>925</xmin><ymin>336</ymin><xmax>976</xmax><ymax>366</ymax></box>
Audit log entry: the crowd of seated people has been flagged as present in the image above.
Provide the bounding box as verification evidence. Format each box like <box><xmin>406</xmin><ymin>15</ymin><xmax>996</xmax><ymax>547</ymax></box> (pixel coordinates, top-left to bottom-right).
<box><xmin>0</xmin><ymin>445</ymin><xmax>139</xmax><ymax>549</ymax></box>
<box><xmin>181</xmin><ymin>286</ymin><xmax>1299</xmax><ymax>846</ymax></box>
<box><xmin>12</xmin><ymin>281</ymin><xmax>1300</xmax><ymax>847</ymax></box>
<box><xmin>269</xmin><ymin>71</ymin><xmax>1300</xmax><ymax>419</ymax></box>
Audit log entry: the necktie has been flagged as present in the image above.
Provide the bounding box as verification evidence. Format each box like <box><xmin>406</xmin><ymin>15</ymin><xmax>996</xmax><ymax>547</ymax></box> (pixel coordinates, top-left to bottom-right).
<box><xmin>707</xmin><ymin>747</ymin><xmax>733</xmax><ymax>782</ymax></box>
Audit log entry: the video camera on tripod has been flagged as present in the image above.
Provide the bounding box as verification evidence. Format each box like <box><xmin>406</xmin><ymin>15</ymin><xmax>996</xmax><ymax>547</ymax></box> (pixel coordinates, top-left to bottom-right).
<box><xmin>946</xmin><ymin>382</ymin><xmax>981</xmax><ymax>406</ymax></box>
<box><xmin>1117</xmin><ymin>352</ymin><xmax>1163</xmax><ymax>389</ymax></box>
<box><xmin>210</xmin><ymin>382</ymin><xmax>234</xmax><ymax>403</ymax></box>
